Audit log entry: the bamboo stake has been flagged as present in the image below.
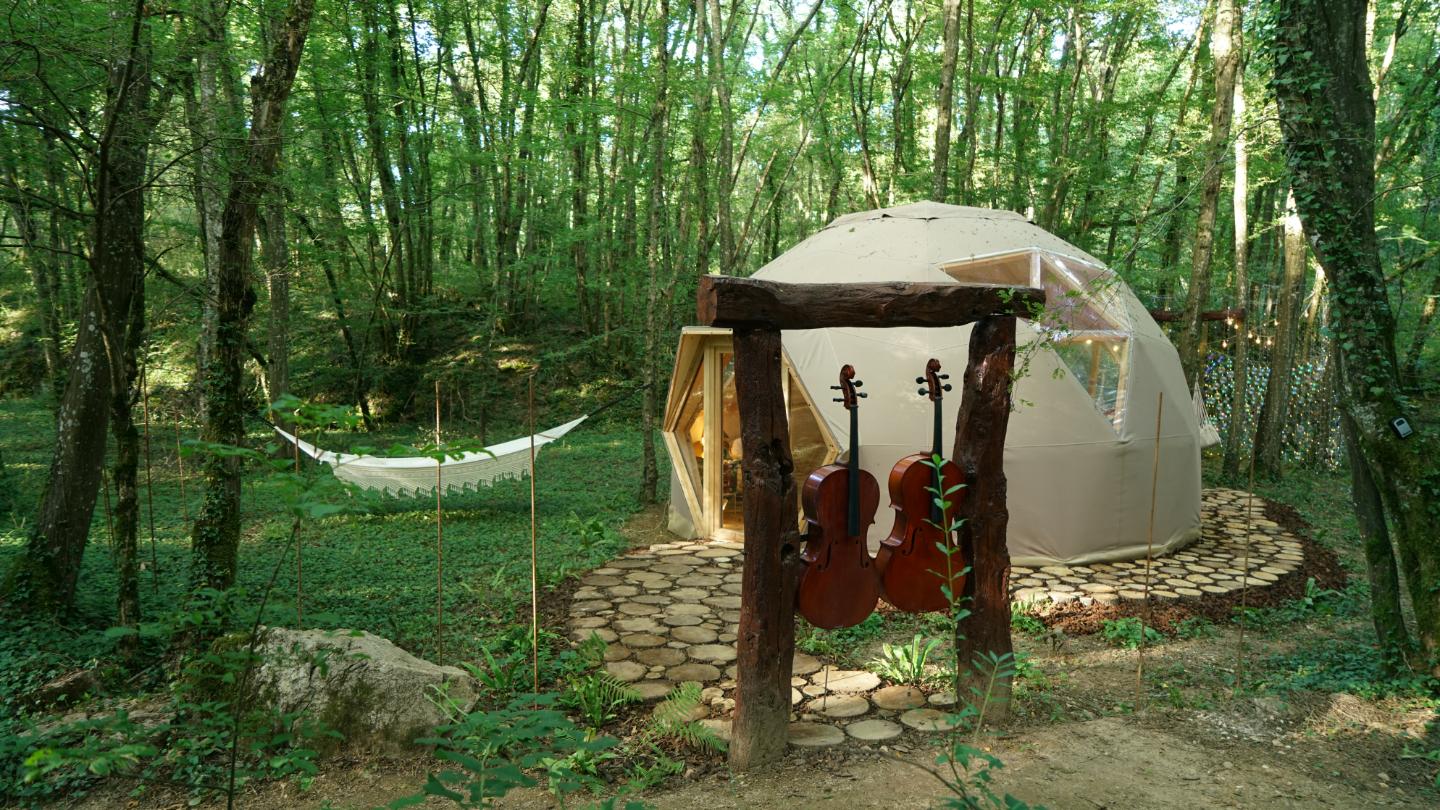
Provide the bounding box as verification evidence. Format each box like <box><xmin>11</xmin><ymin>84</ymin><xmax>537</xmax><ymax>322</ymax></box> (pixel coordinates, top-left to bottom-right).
<box><xmin>529</xmin><ymin>374</ymin><xmax>540</xmax><ymax>693</ymax></box>
<box><xmin>1137</xmin><ymin>390</ymin><xmax>1164</xmax><ymax>709</ymax></box>
<box><xmin>1236</xmin><ymin>453</ymin><xmax>1257</xmax><ymax>695</ymax></box>
<box><xmin>174</xmin><ymin>412</ymin><xmax>190</xmax><ymax>523</ymax></box>
<box><xmin>294</xmin><ymin>421</ymin><xmax>304</xmax><ymax>629</ymax></box>
<box><xmin>140</xmin><ymin>359</ymin><xmax>158</xmax><ymax>593</ymax></box>
<box><xmin>435</xmin><ymin>379</ymin><xmax>445</xmax><ymax>657</ymax></box>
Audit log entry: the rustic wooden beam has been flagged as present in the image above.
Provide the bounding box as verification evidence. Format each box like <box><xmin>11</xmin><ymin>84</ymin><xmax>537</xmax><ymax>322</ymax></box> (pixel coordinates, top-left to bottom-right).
<box><xmin>952</xmin><ymin>315</ymin><xmax>1018</xmax><ymax>721</ymax></box>
<box><xmin>697</xmin><ymin>275</ymin><xmax>1044</xmax><ymax>330</ymax></box>
<box><xmin>729</xmin><ymin>326</ymin><xmax>804</xmax><ymax>770</ymax></box>
<box><xmin>1149</xmin><ymin>306</ymin><xmax>1246</xmax><ymax>324</ymax></box>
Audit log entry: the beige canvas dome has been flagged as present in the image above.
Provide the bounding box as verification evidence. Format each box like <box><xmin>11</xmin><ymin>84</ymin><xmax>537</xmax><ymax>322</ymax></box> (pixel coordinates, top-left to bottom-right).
<box><xmin>663</xmin><ymin>202</ymin><xmax>1202</xmax><ymax>566</ymax></box>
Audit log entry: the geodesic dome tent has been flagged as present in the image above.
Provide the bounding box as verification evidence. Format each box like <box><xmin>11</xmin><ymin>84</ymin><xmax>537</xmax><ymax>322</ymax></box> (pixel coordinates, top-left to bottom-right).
<box><xmin>662</xmin><ymin>202</ymin><xmax>1203</xmax><ymax>566</ymax></box>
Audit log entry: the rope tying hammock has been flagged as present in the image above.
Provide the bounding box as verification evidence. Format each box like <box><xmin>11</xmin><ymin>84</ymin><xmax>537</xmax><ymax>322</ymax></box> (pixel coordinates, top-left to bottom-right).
<box><xmin>273</xmin><ymin>416</ymin><xmax>587</xmax><ymax>497</ymax></box>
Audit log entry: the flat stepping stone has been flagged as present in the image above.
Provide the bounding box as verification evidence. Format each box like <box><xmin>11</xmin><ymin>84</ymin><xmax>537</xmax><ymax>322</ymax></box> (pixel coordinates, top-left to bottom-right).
<box><xmin>637</xmin><ymin>647</ymin><xmax>687</xmax><ymax>667</ymax></box>
<box><xmin>607</xmin><ymin>585</ymin><xmax>640</xmax><ymax>597</ymax></box>
<box><xmin>802</xmin><ymin>684</ymin><xmax>828</xmax><ymax>697</ymax></box>
<box><xmin>669</xmin><ymin>587</ymin><xmax>709</xmax><ymax>601</ymax></box>
<box><xmin>666</xmin><ymin>603</ymin><xmax>711</xmax><ymax>616</ymax></box>
<box><xmin>666</xmin><ymin>663</ymin><xmax>722</xmax><ymax>682</ymax></box>
<box><xmin>620</xmin><ymin>633</ymin><xmax>666</xmax><ymax>648</ymax></box>
<box><xmin>571</xmin><ymin>627</ymin><xmax>617</xmax><ymax>643</ymax></box>
<box><xmin>820</xmin><ymin>669</ymin><xmax>881</xmax><ymax>692</ymax></box>
<box><xmin>632</xmin><ymin>594</ymin><xmax>672</xmax><ymax>605</ymax></box>
<box><xmin>900</xmin><ymin>708</ymin><xmax>961</xmax><ymax>732</ymax></box>
<box><xmin>617</xmin><ymin>602</ymin><xmax>659</xmax><ymax>616</ymax></box>
<box><xmin>571</xmin><ymin>616</ymin><xmax>607</xmax><ymax>628</ymax></box>
<box><xmin>614</xmin><ymin>617</ymin><xmax>662</xmax><ymax>633</ymax></box>
<box><xmin>675</xmin><ymin>574</ymin><xmax>722</xmax><ymax>587</ymax></box>
<box><xmin>846</xmin><ymin>719</ymin><xmax>903</xmax><ymax>741</ymax></box>
<box><xmin>813</xmin><ymin>694</ymin><xmax>870</xmax><ymax>718</ymax></box>
<box><xmin>873</xmin><ymin>685</ymin><xmax>926</xmax><ymax>711</ymax></box>
<box><xmin>689</xmin><ymin>644</ymin><xmax>738</xmax><ymax>663</ymax></box>
<box><xmin>928</xmin><ymin>691</ymin><xmax>956</xmax><ymax>706</ymax></box>
<box><xmin>571</xmin><ymin>600</ymin><xmax>611</xmax><ymax>613</ymax></box>
<box><xmin>605</xmin><ymin>661</ymin><xmax>647</xmax><ymax>683</ymax></box>
<box><xmin>603</xmin><ymin>645</ymin><xmax>631</xmax><ymax>662</ymax></box>
<box><xmin>652</xmin><ymin>563</ymin><xmax>695</xmax><ymax>575</ymax></box>
<box><xmin>788</xmin><ymin>722</ymin><xmax>845</xmax><ymax>747</ymax></box>
<box><xmin>703</xmin><ymin>595</ymin><xmax>743</xmax><ymax>609</ymax></box>
<box><xmin>698</xmin><ymin>549</ymin><xmax>737</xmax><ymax>558</ymax></box>
<box><xmin>792</xmin><ymin>653</ymin><xmax>821</xmax><ymax>675</ymax></box>
<box><xmin>583</xmin><ymin>575</ymin><xmax>623</xmax><ymax>586</ymax></box>
<box><xmin>662</xmin><ymin>614</ymin><xmax>704</xmax><ymax>627</ymax></box>
<box><xmin>792</xmin><ymin>687</ymin><xmax>802</xmax><ymax>706</ymax></box>
<box><xmin>700</xmin><ymin>718</ymin><xmax>732</xmax><ymax>742</ymax></box>
<box><xmin>632</xmin><ymin>680</ymin><xmax>673</xmax><ymax>701</ymax></box>
<box><xmin>671</xmin><ymin>626</ymin><xmax>718</xmax><ymax>644</ymax></box>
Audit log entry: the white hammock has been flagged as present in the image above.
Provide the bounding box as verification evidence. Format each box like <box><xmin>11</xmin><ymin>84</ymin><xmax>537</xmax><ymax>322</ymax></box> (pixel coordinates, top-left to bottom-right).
<box><xmin>272</xmin><ymin>416</ymin><xmax>587</xmax><ymax>497</ymax></box>
<box><xmin>1192</xmin><ymin>384</ymin><xmax>1222</xmax><ymax>448</ymax></box>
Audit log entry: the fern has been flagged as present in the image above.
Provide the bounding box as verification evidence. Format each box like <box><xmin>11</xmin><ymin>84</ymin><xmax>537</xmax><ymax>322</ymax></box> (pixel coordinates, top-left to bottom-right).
<box><xmin>647</xmin><ymin>683</ymin><xmax>726</xmax><ymax>753</ymax></box>
<box><xmin>869</xmin><ymin>634</ymin><xmax>943</xmax><ymax>686</ymax></box>
<box><xmin>562</xmin><ymin>672</ymin><xmax>640</xmax><ymax>731</ymax></box>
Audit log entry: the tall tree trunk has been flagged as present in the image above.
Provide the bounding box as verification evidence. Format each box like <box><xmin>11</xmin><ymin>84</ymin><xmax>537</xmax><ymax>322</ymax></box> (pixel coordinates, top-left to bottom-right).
<box><xmin>639</xmin><ymin>0</ymin><xmax>672</xmax><ymax>505</ymax></box>
<box><xmin>706</xmin><ymin>0</ymin><xmax>735</xmax><ymax>272</ymax></box>
<box><xmin>1272</xmin><ymin>0</ymin><xmax>1440</xmax><ymax>672</ymax></box>
<box><xmin>192</xmin><ymin>0</ymin><xmax>316</xmax><ymax>592</ymax></box>
<box><xmin>1221</xmin><ymin>47</ymin><xmax>1249</xmax><ymax>478</ymax></box>
<box><xmin>1177</xmin><ymin>0</ymin><xmax>1241</xmax><ymax>386</ymax></box>
<box><xmin>931</xmin><ymin>0</ymin><xmax>961</xmax><ymax>201</ymax></box>
<box><xmin>2</xmin><ymin>0</ymin><xmax>152</xmax><ymax>614</ymax></box>
<box><xmin>1254</xmin><ymin>190</ymin><xmax>1308</xmax><ymax>478</ymax></box>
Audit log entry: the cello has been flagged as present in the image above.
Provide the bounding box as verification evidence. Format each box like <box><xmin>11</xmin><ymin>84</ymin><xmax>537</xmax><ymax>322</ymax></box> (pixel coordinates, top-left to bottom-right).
<box><xmin>875</xmin><ymin>359</ymin><xmax>967</xmax><ymax>613</ymax></box>
<box><xmin>796</xmin><ymin>365</ymin><xmax>881</xmax><ymax>629</ymax></box>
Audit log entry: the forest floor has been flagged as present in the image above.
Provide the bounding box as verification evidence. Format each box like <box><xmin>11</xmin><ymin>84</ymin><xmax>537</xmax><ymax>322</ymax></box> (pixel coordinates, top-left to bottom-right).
<box><xmin>4</xmin><ymin>391</ymin><xmax>1438</xmax><ymax>809</ymax></box>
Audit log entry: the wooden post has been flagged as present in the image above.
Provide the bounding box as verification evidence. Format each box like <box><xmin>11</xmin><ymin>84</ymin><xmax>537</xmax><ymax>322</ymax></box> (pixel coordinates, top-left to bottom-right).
<box><xmin>953</xmin><ymin>316</ymin><xmax>1018</xmax><ymax>720</ymax></box>
<box><xmin>729</xmin><ymin>326</ymin><xmax>802</xmax><ymax>771</ymax></box>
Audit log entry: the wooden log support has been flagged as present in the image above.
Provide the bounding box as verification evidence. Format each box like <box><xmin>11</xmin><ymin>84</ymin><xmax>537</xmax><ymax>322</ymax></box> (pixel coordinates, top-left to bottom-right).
<box><xmin>729</xmin><ymin>327</ymin><xmax>803</xmax><ymax>770</ymax></box>
<box><xmin>1148</xmin><ymin>306</ymin><xmax>1245</xmax><ymax>324</ymax></box>
<box><xmin>953</xmin><ymin>316</ymin><xmax>1018</xmax><ymax>720</ymax></box>
<box><xmin>707</xmin><ymin>274</ymin><xmax>1041</xmax><ymax>770</ymax></box>
<box><xmin>697</xmin><ymin>275</ymin><xmax>1044</xmax><ymax>330</ymax></box>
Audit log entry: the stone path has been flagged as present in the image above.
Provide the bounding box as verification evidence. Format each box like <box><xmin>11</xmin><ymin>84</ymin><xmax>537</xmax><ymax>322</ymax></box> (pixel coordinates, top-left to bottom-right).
<box><xmin>566</xmin><ymin>487</ymin><xmax>1306</xmax><ymax>746</ymax></box>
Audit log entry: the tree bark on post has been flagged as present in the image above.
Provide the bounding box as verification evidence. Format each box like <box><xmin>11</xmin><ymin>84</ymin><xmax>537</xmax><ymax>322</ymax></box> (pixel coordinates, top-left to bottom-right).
<box><xmin>952</xmin><ymin>315</ymin><xmax>1017</xmax><ymax>721</ymax></box>
<box><xmin>1253</xmin><ymin>190</ymin><xmax>1307</xmax><ymax>478</ymax></box>
<box><xmin>728</xmin><ymin>326</ymin><xmax>802</xmax><ymax>771</ymax></box>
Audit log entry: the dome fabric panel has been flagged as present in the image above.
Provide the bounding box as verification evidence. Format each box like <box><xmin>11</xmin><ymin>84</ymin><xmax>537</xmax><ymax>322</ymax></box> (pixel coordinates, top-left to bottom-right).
<box><xmin>669</xmin><ymin>202</ymin><xmax>1203</xmax><ymax>565</ymax></box>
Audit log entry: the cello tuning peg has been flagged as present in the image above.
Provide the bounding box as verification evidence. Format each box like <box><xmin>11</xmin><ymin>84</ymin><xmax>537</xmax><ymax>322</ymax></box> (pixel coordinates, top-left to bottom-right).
<box><xmin>915</xmin><ymin>377</ymin><xmax>926</xmax><ymax>384</ymax></box>
<box><xmin>939</xmin><ymin>373</ymin><xmax>950</xmax><ymax>380</ymax></box>
<box><xmin>830</xmin><ymin>385</ymin><xmax>842</xmax><ymax>390</ymax></box>
<box><xmin>943</xmin><ymin>384</ymin><xmax>953</xmax><ymax>392</ymax></box>
<box><xmin>852</xmin><ymin>380</ymin><xmax>863</xmax><ymax>387</ymax></box>
<box><xmin>832</xmin><ymin>397</ymin><xmax>844</xmax><ymax>403</ymax></box>
<box><xmin>856</xmin><ymin>392</ymin><xmax>868</xmax><ymax>398</ymax></box>
<box><xmin>918</xmin><ymin>387</ymin><xmax>928</xmax><ymax>396</ymax></box>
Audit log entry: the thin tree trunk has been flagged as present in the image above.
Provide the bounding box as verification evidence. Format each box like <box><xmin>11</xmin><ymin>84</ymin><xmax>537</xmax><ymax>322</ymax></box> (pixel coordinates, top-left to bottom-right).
<box><xmin>1222</xmin><ymin>46</ymin><xmax>1249</xmax><ymax>478</ymax></box>
<box><xmin>1254</xmin><ymin>190</ymin><xmax>1308</xmax><ymax>478</ymax></box>
<box><xmin>931</xmin><ymin>0</ymin><xmax>962</xmax><ymax>201</ymax></box>
<box><xmin>261</xmin><ymin>194</ymin><xmax>290</xmax><ymax>415</ymax></box>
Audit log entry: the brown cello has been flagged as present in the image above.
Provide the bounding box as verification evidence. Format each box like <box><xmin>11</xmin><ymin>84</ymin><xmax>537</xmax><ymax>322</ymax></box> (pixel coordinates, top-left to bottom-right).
<box><xmin>875</xmin><ymin>359</ymin><xmax>966</xmax><ymax>613</ymax></box>
<box><xmin>797</xmin><ymin>365</ymin><xmax>881</xmax><ymax>630</ymax></box>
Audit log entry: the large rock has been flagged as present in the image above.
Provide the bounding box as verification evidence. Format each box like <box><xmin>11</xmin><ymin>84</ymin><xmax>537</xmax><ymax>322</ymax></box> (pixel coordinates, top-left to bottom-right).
<box><xmin>253</xmin><ymin>628</ymin><xmax>479</xmax><ymax>753</ymax></box>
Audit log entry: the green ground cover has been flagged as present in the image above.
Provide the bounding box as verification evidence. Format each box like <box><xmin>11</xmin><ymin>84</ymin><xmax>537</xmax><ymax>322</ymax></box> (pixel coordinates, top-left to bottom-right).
<box><xmin>0</xmin><ymin>395</ymin><xmax>663</xmax><ymax>704</ymax></box>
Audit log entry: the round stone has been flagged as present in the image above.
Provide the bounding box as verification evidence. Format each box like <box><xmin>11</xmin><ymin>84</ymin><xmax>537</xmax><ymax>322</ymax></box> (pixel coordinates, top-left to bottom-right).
<box><xmin>631</xmin><ymin>680</ymin><xmax>673</xmax><ymax>701</ymax></box>
<box><xmin>788</xmin><ymin>722</ymin><xmax>845</xmax><ymax>747</ymax></box>
<box><xmin>603</xmin><ymin>645</ymin><xmax>631</xmax><ymax>662</ymax></box>
<box><xmin>846</xmin><ymin>719</ymin><xmax>903</xmax><ymax>741</ymax></box>
<box><xmin>792</xmin><ymin>687</ymin><xmax>802</xmax><ymax>705</ymax></box>
<box><xmin>662</xmin><ymin>614</ymin><xmax>704</xmax><ymax>627</ymax></box>
<box><xmin>670</xmin><ymin>587</ymin><xmax>709</xmax><ymax>601</ymax></box>
<box><xmin>570</xmin><ymin>616</ymin><xmax>607</xmax><ymax>628</ymax></box>
<box><xmin>584</xmin><ymin>574</ymin><xmax>623</xmax><ymax>587</ymax></box>
<box><xmin>700</xmin><ymin>718</ymin><xmax>733</xmax><ymax>741</ymax></box>
<box><xmin>571</xmin><ymin>600</ymin><xmax>611</xmax><ymax>613</ymax></box>
<box><xmin>689</xmin><ymin>644</ymin><xmax>738</xmax><ymax>663</ymax></box>
<box><xmin>621</xmin><ymin>633</ymin><xmax>667</xmax><ymax>648</ymax></box>
<box><xmin>666</xmin><ymin>603</ymin><xmax>711</xmax><ymax>616</ymax></box>
<box><xmin>667</xmin><ymin>663</ymin><xmax>722</xmax><ymax>682</ymax></box>
<box><xmin>618</xmin><ymin>602</ymin><xmax>658</xmax><ymax>616</ymax></box>
<box><xmin>792</xmin><ymin>653</ymin><xmax>821</xmax><ymax>675</ymax></box>
<box><xmin>606</xmin><ymin>661</ymin><xmax>647</xmax><ymax>683</ymax></box>
<box><xmin>802</xmin><ymin>684</ymin><xmax>828</xmax><ymax>697</ymax></box>
<box><xmin>637</xmin><ymin>647</ymin><xmax>687</xmax><ymax>667</ymax></box>
<box><xmin>676</xmin><ymin>574</ymin><xmax>722</xmax><ymax>587</ymax></box>
<box><xmin>928</xmin><ymin>691</ymin><xmax>956</xmax><ymax>706</ymax></box>
<box><xmin>607</xmin><ymin>585</ymin><xmax>640</xmax><ymax>598</ymax></box>
<box><xmin>900</xmin><ymin>708</ymin><xmax>961</xmax><ymax>732</ymax></box>
<box><xmin>813</xmin><ymin>694</ymin><xmax>870</xmax><ymax>718</ymax></box>
<box><xmin>653</xmin><ymin>563</ymin><xmax>694</xmax><ymax>575</ymax></box>
<box><xmin>633</xmin><ymin>594</ymin><xmax>672</xmax><ymax>605</ymax></box>
<box><xmin>572</xmin><ymin>627</ymin><xmax>618</xmax><ymax>643</ymax></box>
<box><xmin>704</xmin><ymin>595</ymin><xmax>743</xmax><ymax>609</ymax></box>
<box><xmin>615</xmin><ymin>617</ymin><xmax>662</xmax><ymax>633</ymax></box>
<box><xmin>822</xmin><ymin>669</ymin><xmax>881</xmax><ymax>692</ymax></box>
<box><xmin>671</xmin><ymin>626</ymin><xmax>718</xmax><ymax>644</ymax></box>
<box><xmin>873</xmin><ymin>685</ymin><xmax>927</xmax><ymax>711</ymax></box>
